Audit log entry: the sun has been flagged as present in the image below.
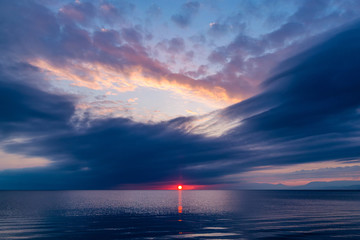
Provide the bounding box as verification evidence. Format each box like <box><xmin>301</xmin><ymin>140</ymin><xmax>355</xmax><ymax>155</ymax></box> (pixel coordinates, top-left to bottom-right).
<box><xmin>177</xmin><ymin>185</ymin><xmax>183</xmax><ymax>190</ymax></box>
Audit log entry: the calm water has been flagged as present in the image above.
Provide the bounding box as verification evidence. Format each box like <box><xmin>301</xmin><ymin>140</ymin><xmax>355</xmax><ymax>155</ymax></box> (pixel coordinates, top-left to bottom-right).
<box><xmin>0</xmin><ymin>190</ymin><xmax>360</xmax><ymax>239</ymax></box>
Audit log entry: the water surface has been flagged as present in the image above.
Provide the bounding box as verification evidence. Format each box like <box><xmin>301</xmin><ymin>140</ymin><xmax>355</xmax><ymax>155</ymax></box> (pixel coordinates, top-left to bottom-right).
<box><xmin>0</xmin><ymin>190</ymin><xmax>360</xmax><ymax>239</ymax></box>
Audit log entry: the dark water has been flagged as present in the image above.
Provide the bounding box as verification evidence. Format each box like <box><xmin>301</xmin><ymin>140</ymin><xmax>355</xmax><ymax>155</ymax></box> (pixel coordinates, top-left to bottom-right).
<box><xmin>0</xmin><ymin>190</ymin><xmax>360</xmax><ymax>239</ymax></box>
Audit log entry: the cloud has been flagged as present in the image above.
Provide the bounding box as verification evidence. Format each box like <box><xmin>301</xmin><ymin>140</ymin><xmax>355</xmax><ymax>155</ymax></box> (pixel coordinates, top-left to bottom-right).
<box><xmin>170</xmin><ymin>23</ymin><xmax>360</xmax><ymax>183</ymax></box>
<box><xmin>240</xmin><ymin>161</ymin><xmax>360</xmax><ymax>186</ymax></box>
<box><xmin>186</xmin><ymin>109</ymin><xmax>198</xmax><ymax>115</ymax></box>
<box><xmin>0</xmin><ymin>149</ymin><xmax>50</xmax><ymax>170</ymax></box>
<box><xmin>31</xmin><ymin>58</ymin><xmax>241</xmax><ymax>106</ymax></box>
<box><xmin>0</xmin><ymin>1</ymin><xmax>242</xmax><ymax>107</ymax></box>
<box><xmin>171</xmin><ymin>1</ymin><xmax>200</xmax><ymax>28</ymax></box>
<box><xmin>6</xmin><ymin>0</ymin><xmax>358</xmax><ymax>115</ymax></box>
<box><xmin>127</xmin><ymin>98</ymin><xmax>138</xmax><ymax>103</ymax></box>
<box><xmin>0</xmin><ymin>73</ymin><xmax>75</xmax><ymax>139</ymax></box>
<box><xmin>207</xmin><ymin>21</ymin><xmax>233</xmax><ymax>37</ymax></box>
<box><xmin>185</xmin><ymin>65</ymin><xmax>208</xmax><ymax>79</ymax></box>
<box><xmin>156</xmin><ymin>37</ymin><xmax>186</xmax><ymax>55</ymax></box>
<box><xmin>99</xmin><ymin>1</ymin><xmax>134</xmax><ymax>25</ymax></box>
<box><xmin>122</xmin><ymin>27</ymin><xmax>143</xmax><ymax>45</ymax></box>
<box><xmin>204</xmin><ymin>0</ymin><xmax>360</xmax><ymax>97</ymax></box>
<box><xmin>58</xmin><ymin>1</ymin><xmax>96</xmax><ymax>26</ymax></box>
<box><xmin>168</xmin><ymin>37</ymin><xmax>186</xmax><ymax>53</ymax></box>
<box><xmin>2</xmin><ymin>24</ymin><xmax>360</xmax><ymax>189</ymax></box>
<box><xmin>0</xmin><ymin>63</ymin><xmax>239</xmax><ymax>189</ymax></box>
<box><xmin>219</xmin><ymin>23</ymin><xmax>360</xmax><ymax>167</ymax></box>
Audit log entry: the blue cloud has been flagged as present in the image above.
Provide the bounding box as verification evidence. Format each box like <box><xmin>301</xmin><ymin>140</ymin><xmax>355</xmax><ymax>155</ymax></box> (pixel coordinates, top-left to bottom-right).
<box><xmin>171</xmin><ymin>1</ymin><xmax>200</xmax><ymax>28</ymax></box>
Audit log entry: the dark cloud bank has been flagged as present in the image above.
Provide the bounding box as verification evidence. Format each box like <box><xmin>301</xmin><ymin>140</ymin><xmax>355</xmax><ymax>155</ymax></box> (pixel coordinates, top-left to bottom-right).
<box><xmin>1</xmin><ymin>4</ymin><xmax>360</xmax><ymax>189</ymax></box>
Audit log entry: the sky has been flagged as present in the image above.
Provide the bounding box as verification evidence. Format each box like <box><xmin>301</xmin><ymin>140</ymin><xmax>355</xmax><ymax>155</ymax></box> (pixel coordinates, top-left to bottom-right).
<box><xmin>0</xmin><ymin>0</ymin><xmax>360</xmax><ymax>189</ymax></box>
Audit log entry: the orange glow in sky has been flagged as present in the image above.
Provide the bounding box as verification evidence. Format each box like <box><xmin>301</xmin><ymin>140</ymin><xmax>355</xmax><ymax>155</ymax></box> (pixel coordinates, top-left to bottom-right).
<box><xmin>177</xmin><ymin>185</ymin><xmax>183</xmax><ymax>190</ymax></box>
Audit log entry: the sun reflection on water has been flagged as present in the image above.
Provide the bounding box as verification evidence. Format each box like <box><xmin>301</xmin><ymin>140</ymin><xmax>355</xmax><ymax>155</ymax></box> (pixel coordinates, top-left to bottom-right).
<box><xmin>178</xmin><ymin>189</ymin><xmax>182</xmax><ymax>214</ymax></box>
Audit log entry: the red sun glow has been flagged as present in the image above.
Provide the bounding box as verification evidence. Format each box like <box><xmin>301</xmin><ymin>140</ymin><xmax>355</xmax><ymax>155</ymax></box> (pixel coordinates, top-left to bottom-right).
<box><xmin>177</xmin><ymin>185</ymin><xmax>183</xmax><ymax>190</ymax></box>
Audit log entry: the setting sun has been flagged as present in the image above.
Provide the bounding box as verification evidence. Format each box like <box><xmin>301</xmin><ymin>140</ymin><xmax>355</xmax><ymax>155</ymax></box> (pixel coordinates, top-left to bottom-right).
<box><xmin>177</xmin><ymin>185</ymin><xmax>183</xmax><ymax>190</ymax></box>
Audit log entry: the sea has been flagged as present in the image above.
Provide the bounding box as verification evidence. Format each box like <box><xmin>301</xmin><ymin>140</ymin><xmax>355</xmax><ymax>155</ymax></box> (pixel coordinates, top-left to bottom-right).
<box><xmin>0</xmin><ymin>190</ymin><xmax>359</xmax><ymax>239</ymax></box>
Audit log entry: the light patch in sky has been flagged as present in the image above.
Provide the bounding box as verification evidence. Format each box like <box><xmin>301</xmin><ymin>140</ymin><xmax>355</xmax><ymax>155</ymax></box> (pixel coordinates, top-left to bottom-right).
<box><xmin>236</xmin><ymin>160</ymin><xmax>360</xmax><ymax>186</ymax></box>
<box><xmin>248</xmin><ymin>160</ymin><xmax>360</xmax><ymax>174</ymax></box>
<box><xmin>31</xmin><ymin>58</ymin><xmax>239</xmax><ymax>122</ymax></box>
<box><xmin>0</xmin><ymin>149</ymin><xmax>50</xmax><ymax>170</ymax></box>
